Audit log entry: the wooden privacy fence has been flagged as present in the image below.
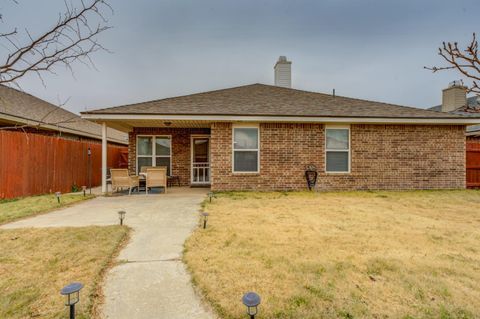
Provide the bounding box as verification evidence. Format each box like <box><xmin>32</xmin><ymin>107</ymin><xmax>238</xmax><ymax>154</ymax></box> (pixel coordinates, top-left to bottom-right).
<box><xmin>0</xmin><ymin>130</ymin><xmax>128</xmax><ymax>199</ymax></box>
<box><xmin>467</xmin><ymin>141</ymin><xmax>480</xmax><ymax>188</ymax></box>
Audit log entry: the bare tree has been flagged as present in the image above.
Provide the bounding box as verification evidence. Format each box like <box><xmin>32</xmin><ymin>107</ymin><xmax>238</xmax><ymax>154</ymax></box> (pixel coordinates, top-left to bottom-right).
<box><xmin>0</xmin><ymin>0</ymin><xmax>112</xmax><ymax>87</ymax></box>
<box><xmin>425</xmin><ymin>33</ymin><xmax>480</xmax><ymax>95</ymax></box>
<box><xmin>0</xmin><ymin>0</ymin><xmax>112</xmax><ymax>131</ymax></box>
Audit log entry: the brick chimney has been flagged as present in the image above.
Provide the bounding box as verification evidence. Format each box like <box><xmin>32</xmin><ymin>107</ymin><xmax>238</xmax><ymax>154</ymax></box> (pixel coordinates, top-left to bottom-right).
<box><xmin>274</xmin><ymin>56</ymin><xmax>292</xmax><ymax>88</ymax></box>
<box><xmin>442</xmin><ymin>81</ymin><xmax>467</xmax><ymax>112</ymax></box>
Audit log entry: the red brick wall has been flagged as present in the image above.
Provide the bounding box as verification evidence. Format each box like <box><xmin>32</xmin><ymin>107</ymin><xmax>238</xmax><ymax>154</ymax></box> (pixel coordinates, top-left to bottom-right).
<box><xmin>128</xmin><ymin>127</ymin><xmax>210</xmax><ymax>186</ymax></box>
<box><xmin>210</xmin><ymin>123</ymin><xmax>466</xmax><ymax>191</ymax></box>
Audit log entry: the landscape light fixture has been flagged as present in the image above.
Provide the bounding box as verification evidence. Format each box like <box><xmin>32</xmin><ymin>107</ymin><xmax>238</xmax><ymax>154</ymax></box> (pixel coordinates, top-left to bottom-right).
<box><xmin>82</xmin><ymin>186</ymin><xmax>87</xmax><ymax>197</ymax></box>
<box><xmin>60</xmin><ymin>282</ymin><xmax>84</xmax><ymax>319</ymax></box>
<box><xmin>118</xmin><ymin>210</ymin><xmax>126</xmax><ymax>225</ymax></box>
<box><xmin>242</xmin><ymin>292</ymin><xmax>261</xmax><ymax>319</ymax></box>
<box><xmin>201</xmin><ymin>212</ymin><xmax>209</xmax><ymax>229</ymax></box>
<box><xmin>55</xmin><ymin>192</ymin><xmax>61</xmax><ymax>204</ymax></box>
<box><xmin>207</xmin><ymin>191</ymin><xmax>216</xmax><ymax>203</ymax></box>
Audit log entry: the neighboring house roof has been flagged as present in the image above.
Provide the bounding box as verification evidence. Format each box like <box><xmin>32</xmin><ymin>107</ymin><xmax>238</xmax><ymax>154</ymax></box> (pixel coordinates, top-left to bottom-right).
<box><xmin>0</xmin><ymin>85</ymin><xmax>128</xmax><ymax>144</ymax></box>
<box><xmin>83</xmin><ymin>83</ymin><xmax>470</xmax><ymax>120</ymax></box>
<box><xmin>429</xmin><ymin>95</ymin><xmax>480</xmax><ymax>135</ymax></box>
<box><xmin>429</xmin><ymin>96</ymin><xmax>480</xmax><ymax>114</ymax></box>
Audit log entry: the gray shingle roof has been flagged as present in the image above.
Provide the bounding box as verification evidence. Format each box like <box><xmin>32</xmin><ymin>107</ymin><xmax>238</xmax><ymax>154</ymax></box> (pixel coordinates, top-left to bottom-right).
<box><xmin>83</xmin><ymin>83</ymin><xmax>466</xmax><ymax>119</ymax></box>
<box><xmin>0</xmin><ymin>85</ymin><xmax>127</xmax><ymax>144</ymax></box>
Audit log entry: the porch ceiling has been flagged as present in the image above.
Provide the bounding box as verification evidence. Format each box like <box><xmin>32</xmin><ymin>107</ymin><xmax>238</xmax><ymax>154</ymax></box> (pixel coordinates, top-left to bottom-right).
<box><xmin>94</xmin><ymin>119</ymin><xmax>212</xmax><ymax>132</ymax></box>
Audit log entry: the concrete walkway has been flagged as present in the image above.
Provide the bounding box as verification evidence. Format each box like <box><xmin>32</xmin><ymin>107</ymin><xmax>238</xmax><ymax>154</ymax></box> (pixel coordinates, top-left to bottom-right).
<box><xmin>2</xmin><ymin>188</ymin><xmax>214</xmax><ymax>319</ymax></box>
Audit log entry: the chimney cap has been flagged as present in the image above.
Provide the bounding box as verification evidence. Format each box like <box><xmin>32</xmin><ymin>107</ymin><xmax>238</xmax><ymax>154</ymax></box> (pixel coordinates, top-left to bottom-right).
<box><xmin>275</xmin><ymin>55</ymin><xmax>291</xmax><ymax>66</ymax></box>
<box><xmin>448</xmin><ymin>80</ymin><xmax>465</xmax><ymax>88</ymax></box>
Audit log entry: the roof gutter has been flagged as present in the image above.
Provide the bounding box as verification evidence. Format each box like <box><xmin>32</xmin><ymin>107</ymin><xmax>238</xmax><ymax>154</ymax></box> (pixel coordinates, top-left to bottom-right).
<box><xmin>81</xmin><ymin>113</ymin><xmax>480</xmax><ymax>125</ymax></box>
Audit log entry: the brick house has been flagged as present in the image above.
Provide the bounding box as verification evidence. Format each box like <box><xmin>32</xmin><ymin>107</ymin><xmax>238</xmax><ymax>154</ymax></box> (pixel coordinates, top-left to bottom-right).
<box><xmin>81</xmin><ymin>57</ymin><xmax>479</xmax><ymax>192</ymax></box>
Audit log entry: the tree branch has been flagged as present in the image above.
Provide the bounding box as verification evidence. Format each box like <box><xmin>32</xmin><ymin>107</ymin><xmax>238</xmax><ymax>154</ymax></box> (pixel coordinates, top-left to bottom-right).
<box><xmin>0</xmin><ymin>0</ymin><xmax>112</xmax><ymax>86</ymax></box>
<box><xmin>425</xmin><ymin>33</ymin><xmax>480</xmax><ymax>95</ymax></box>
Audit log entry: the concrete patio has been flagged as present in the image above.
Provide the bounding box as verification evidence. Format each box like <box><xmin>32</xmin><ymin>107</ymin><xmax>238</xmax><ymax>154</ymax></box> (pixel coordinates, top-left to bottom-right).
<box><xmin>1</xmin><ymin>187</ymin><xmax>214</xmax><ymax>319</ymax></box>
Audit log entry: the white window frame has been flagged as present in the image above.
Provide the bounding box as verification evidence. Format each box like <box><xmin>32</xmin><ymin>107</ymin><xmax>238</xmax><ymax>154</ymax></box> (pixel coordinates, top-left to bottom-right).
<box><xmin>325</xmin><ymin>125</ymin><xmax>351</xmax><ymax>174</ymax></box>
<box><xmin>136</xmin><ymin>135</ymin><xmax>172</xmax><ymax>175</ymax></box>
<box><xmin>232</xmin><ymin>124</ymin><xmax>260</xmax><ymax>174</ymax></box>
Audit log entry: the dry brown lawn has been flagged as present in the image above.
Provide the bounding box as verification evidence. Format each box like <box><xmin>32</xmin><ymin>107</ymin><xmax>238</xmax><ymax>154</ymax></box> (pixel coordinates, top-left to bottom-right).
<box><xmin>0</xmin><ymin>226</ymin><xmax>129</xmax><ymax>319</ymax></box>
<box><xmin>184</xmin><ymin>190</ymin><xmax>480</xmax><ymax>319</ymax></box>
<box><xmin>0</xmin><ymin>193</ymin><xmax>94</xmax><ymax>225</ymax></box>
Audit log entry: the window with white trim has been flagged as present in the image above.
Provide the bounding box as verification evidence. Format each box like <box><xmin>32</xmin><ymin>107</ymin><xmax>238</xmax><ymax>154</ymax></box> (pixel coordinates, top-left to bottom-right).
<box><xmin>233</xmin><ymin>127</ymin><xmax>259</xmax><ymax>173</ymax></box>
<box><xmin>325</xmin><ymin>126</ymin><xmax>350</xmax><ymax>173</ymax></box>
<box><xmin>137</xmin><ymin>136</ymin><xmax>172</xmax><ymax>175</ymax></box>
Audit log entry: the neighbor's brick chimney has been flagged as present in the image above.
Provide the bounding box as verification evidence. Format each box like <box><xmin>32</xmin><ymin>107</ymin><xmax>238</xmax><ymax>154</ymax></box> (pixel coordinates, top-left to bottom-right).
<box><xmin>274</xmin><ymin>56</ymin><xmax>292</xmax><ymax>88</ymax></box>
<box><xmin>442</xmin><ymin>81</ymin><xmax>467</xmax><ymax>112</ymax></box>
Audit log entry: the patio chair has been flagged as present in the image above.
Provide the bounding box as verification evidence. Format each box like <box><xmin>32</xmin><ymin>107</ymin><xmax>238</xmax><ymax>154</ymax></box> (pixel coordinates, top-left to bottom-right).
<box><xmin>145</xmin><ymin>167</ymin><xmax>167</xmax><ymax>194</ymax></box>
<box><xmin>110</xmin><ymin>169</ymin><xmax>139</xmax><ymax>195</ymax></box>
<box><xmin>140</xmin><ymin>166</ymin><xmax>154</xmax><ymax>173</ymax></box>
<box><xmin>106</xmin><ymin>167</ymin><xmax>112</xmax><ymax>192</ymax></box>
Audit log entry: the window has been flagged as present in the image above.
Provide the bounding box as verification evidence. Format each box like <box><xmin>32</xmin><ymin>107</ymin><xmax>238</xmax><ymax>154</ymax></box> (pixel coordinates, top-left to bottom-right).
<box><xmin>325</xmin><ymin>126</ymin><xmax>350</xmax><ymax>173</ymax></box>
<box><xmin>233</xmin><ymin>126</ymin><xmax>259</xmax><ymax>173</ymax></box>
<box><xmin>137</xmin><ymin>136</ymin><xmax>172</xmax><ymax>175</ymax></box>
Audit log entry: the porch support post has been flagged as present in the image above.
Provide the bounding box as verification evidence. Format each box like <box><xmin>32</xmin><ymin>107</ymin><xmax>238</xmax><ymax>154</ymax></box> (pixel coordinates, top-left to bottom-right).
<box><xmin>101</xmin><ymin>122</ymin><xmax>108</xmax><ymax>194</ymax></box>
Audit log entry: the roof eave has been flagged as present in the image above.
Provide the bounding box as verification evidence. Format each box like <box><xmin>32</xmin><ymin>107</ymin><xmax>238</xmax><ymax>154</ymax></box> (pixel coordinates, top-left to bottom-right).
<box><xmin>466</xmin><ymin>130</ymin><xmax>480</xmax><ymax>136</ymax></box>
<box><xmin>81</xmin><ymin>113</ymin><xmax>480</xmax><ymax>125</ymax></box>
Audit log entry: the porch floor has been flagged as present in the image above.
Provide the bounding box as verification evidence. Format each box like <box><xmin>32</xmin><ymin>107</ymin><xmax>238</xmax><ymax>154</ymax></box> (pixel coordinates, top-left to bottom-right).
<box><xmin>71</xmin><ymin>186</ymin><xmax>210</xmax><ymax>196</ymax></box>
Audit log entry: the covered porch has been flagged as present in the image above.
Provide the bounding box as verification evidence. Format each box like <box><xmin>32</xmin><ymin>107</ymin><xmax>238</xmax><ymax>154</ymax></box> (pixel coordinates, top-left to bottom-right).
<box><xmin>96</xmin><ymin>120</ymin><xmax>214</xmax><ymax>193</ymax></box>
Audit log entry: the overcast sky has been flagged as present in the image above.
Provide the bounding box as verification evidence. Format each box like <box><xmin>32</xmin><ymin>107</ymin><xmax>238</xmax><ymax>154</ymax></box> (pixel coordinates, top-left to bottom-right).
<box><xmin>3</xmin><ymin>0</ymin><xmax>479</xmax><ymax>114</ymax></box>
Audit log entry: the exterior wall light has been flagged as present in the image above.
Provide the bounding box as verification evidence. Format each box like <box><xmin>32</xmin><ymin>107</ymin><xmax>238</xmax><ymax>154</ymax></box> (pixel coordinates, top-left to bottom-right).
<box><xmin>55</xmin><ymin>192</ymin><xmax>61</xmax><ymax>204</ymax></box>
<box><xmin>242</xmin><ymin>292</ymin><xmax>261</xmax><ymax>319</ymax></box>
<box><xmin>60</xmin><ymin>282</ymin><xmax>84</xmax><ymax>319</ymax></box>
<box><xmin>118</xmin><ymin>210</ymin><xmax>126</xmax><ymax>225</ymax></box>
<box><xmin>201</xmin><ymin>212</ymin><xmax>209</xmax><ymax>229</ymax></box>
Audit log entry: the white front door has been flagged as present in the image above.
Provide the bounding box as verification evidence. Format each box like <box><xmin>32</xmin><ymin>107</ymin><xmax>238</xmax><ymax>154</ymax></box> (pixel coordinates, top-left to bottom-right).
<box><xmin>191</xmin><ymin>136</ymin><xmax>210</xmax><ymax>185</ymax></box>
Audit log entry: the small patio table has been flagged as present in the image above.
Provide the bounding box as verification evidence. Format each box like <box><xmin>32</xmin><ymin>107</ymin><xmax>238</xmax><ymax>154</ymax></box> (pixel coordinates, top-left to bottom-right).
<box><xmin>138</xmin><ymin>173</ymin><xmax>147</xmax><ymax>191</ymax></box>
<box><xmin>168</xmin><ymin>175</ymin><xmax>180</xmax><ymax>187</ymax></box>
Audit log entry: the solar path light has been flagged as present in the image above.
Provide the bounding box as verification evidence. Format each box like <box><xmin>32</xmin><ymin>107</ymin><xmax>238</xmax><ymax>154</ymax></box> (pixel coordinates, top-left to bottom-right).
<box><xmin>55</xmin><ymin>192</ymin><xmax>61</xmax><ymax>204</ymax></box>
<box><xmin>60</xmin><ymin>282</ymin><xmax>84</xmax><ymax>319</ymax></box>
<box><xmin>82</xmin><ymin>186</ymin><xmax>87</xmax><ymax>197</ymax></box>
<box><xmin>201</xmin><ymin>212</ymin><xmax>209</xmax><ymax>229</ymax></box>
<box><xmin>207</xmin><ymin>191</ymin><xmax>216</xmax><ymax>203</ymax></box>
<box><xmin>242</xmin><ymin>292</ymin><xmax>261</xmax><ymax>319</ymax></box>
<box><xmin>118</xmin><ymin>210</ymin><xmax>126</xmax><ymax>225</ymax></box>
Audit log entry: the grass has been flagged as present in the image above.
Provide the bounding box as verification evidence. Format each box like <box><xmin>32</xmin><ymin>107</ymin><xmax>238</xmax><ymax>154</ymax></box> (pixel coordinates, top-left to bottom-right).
<box><xmin>0</xmin><ymin>226</ymin><xmax>129</xmax><ymax>319</ymax></box>
<box><xmin>0</xmin><ymin>193</ymin><xmax>94</xmax><ymax>225</ymax></box>
<box><xmin>184</xmin><ymin>190</ymin><xmax>480</xmax><ymax>319</ymax></box>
